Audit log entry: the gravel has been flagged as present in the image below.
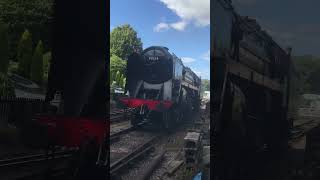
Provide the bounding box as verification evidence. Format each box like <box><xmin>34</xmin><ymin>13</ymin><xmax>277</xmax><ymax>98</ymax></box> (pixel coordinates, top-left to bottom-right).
<box><xmin>110</xmin><ymin>131</ymin><xmax>155</xmax><ymax>165</ymax></box>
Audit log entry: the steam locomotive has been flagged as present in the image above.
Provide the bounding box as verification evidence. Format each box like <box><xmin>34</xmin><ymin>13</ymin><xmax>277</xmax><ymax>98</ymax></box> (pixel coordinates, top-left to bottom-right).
<box><xmin>120</xmin><ymin>46</ymin><xmax>201</xmax><ymax>129</ymax></box>
<box><xmin>212</xmin><ymin>0</ymin><xmax>293</xmax><ymax>179</ymax></box>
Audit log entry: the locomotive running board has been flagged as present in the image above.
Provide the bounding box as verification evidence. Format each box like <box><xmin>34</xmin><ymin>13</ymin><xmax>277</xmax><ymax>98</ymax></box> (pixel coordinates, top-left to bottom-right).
<box><xmin>227</xmin><ymin>60</ymin><xmax>282</xmax><ymax>91</ymax></box>
<box><xmin>181</xmin><ymin>81</ymin><xmax>199</xmax><ymax>91</ymax></box>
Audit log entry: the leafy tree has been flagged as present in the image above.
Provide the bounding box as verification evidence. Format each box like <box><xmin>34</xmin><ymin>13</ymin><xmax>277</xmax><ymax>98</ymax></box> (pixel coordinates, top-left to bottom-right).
<box><xmin>30</xmin><ymin>40</ymin><xmax>43</xmax><ymax>84</ymax></box>
<box><xmin>122</xmin><ymin>77</ymin><xmax>126</xmax><ymax>89</ymax></box>
<box><xmin>120</xmin><ymin>74</ymin><xmax>124</xmax><ymax>86</ymax></box>
<box><xmin>110</xmin><ymin>70</ymin><xmax>114</xmax><ymax>83</ymax></box>
<box><xmin>292</xmin><ymin>55</ymin><xmax>320</xmax><ymax>94</ymax></box>
<box><xmin>0</xmin><ymin>22</ymin><xmax>9</xmax><ymax>74</ymax></box>
<box><xmin>110</xmin><ymin>54</ymin><xmax>126</xmax><ymax>77</ymax></box>
<box><xmin>17</xmin><ymin>30</ymin><xmax>33</xmax><ymax>78</ymax></box>
<box><xmin>0</xmin><ymin>0</ymin><xmax>54</xmax><ymax>59</ymax></box>
<box><xmin>115</xmin><ymin>71</ymin><xmax>121</xmax><ymax>86</ymax></box>
<box><xmin>110</xmin><ymin>81</ymin><xmax>117</xmax><ymax>94</ymax></box>
<box><xmin>43</xmin><ymin>51</ymin><xmax>51</xmax><ymax>83</ymax></box>
<box><xmin>201</xmin><ymin>79</ymin><xmax>210</xmax><ymax>92</ymax></box>
<box><xmin>110</xmin><ymin>24</ymin><xmax>143</xmax><ymax>59</ymax></box>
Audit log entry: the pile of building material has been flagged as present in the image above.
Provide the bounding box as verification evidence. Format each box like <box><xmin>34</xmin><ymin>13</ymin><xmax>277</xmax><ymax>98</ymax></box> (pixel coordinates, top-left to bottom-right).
<box><xmin>183</xmin><ymin>132</ymin><xmax>202</xmax><ymax>169</ymax></box>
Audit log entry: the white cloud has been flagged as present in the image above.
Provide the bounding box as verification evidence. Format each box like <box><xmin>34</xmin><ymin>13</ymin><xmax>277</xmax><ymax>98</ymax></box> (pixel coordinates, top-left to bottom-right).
<box><xmin>194</xmin><ymin>71</ymin><xmax>202</xmax><ymax>76</ymax></box>
<box><xmin>156</xmin><ymin>0</ymin><xmax>210</xmax><ymax>31</ymax></box>
<box><xmin>170</xmin><ymin>21</ymin><xmax>188</xmax><ymax>31</ymax></box>
<box><xmin>153</xmin><ymin>22</ymin><xmax>170</xmax><ymax>32</ymax></box>
<box><xmin>201</xmin><ymin>50</ymin><xmax>210</xmax><ymax>61</ymax></box>
<box><xmin>192</xmin><ymin>68</ymin><xmax>210</xmax><ymax>79</ymax></box>
<box><xmin>181</xmin><ymin>57</ymin><xmax>196</xmax><ymax>63</ymax></box>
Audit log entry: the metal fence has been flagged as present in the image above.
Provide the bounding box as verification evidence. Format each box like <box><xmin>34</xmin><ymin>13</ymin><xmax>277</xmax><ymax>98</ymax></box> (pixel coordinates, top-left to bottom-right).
<box><xmin>0</xmin><ymin>97</ymin><xmax>46</xmax><ymax>126</ymax></box>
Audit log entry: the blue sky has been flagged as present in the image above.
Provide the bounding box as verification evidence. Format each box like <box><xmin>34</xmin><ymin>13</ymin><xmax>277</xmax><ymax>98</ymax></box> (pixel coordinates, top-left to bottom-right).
<box><xmin>110</xmin><ymin>0</ymin><xmax>210</xmax><ymax>79</ymax></box>
<box><xmin>233</xmin><ymin>0</ymin><xmax>320</xmax><ymax>56</ymax></box>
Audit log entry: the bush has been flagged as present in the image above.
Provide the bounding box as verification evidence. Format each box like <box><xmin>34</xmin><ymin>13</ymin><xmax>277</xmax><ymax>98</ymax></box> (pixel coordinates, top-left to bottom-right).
<box><xmin>0</xmin><ymin>22</ymin><xmax>9</xmax><ymax>74</ymax></box>
<box><xmin>17</xmin><ymin>30</ymin><xmax>33</xmax><ymax>78</ymax></box>
<box><xmin>30</xmin><ymin>40</ymin><xmax>44</xmax><ymax>84</ymax></box>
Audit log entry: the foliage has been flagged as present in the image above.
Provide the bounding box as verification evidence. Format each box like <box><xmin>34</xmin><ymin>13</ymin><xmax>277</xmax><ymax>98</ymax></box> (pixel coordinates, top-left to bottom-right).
<box><xmin>292</xmin><ymin>55</ymin><xmax>320</xmax><ymax>94</ymax></box>
<box><xmin>122</xmin><ymin>77</ymin><xmax>126</xmax><ymax>89</ymax></box>
<box><xmin>110</xmin><ymin>24</ymin><xmax>143</xmax><ymax>59</ymax></box>
<box><xmin>118</xmin><ymin>74</ymin><xmax>123</xmax><ymax>87</ymax></box>
<box><xmin>8</xmin><ymin>61</ymin><xmax>18</xmax><ymax>74</ymax></box>
<box><xmin>30</xmin><ymin>40</ymin><xmax>43</xmax><ymax>84</ymax></box>
<box><xmin>110</xmin><ymin>71</ymin><xmax>114</xmax><ymax>83</ymax></box>
<box><xmin>110</xmin><ymin>81</ymin><xmax>117</xmax><ymax>94</ymax></box>
<box><xmin>43</xmin><ymin>51</ymin><xmax>51</xmax><ymax>83</ymax></box>
<box><xmin>0</xmin><ymin>0</ymin><xmax>54</xmax><ymax>59</ymax></box>
<box><xmin>17</xmin><ymin>29</ymin><xmax>33</xmax><ymax>78</ymax></box>
<box><xmin>0</xmin><ymin>73</ymin><xmax>15</xmax><ymax>97</ymax></box>
<box><xmin>201</xmin><ymin>79</ymin><xmax>210</xmax><ymax>97</ymax></box>
<box><xmin>287</xmin><ymin>55</ymin><xmax>320</xmax><ymax>113</ymax></box>
<box><xmin>201</xmin><ymin>79</ymin><xmax>210</xmax><ymax>91</ymax></box>
<box><xmin>110</xmin><ymin>54</ymin><xmax>127</xmax><ymax>77</ymax></box>
<box><xmin>115</xmin><ymin>71</ymin><xmax>121</xmax><ymax>86</ymax></box>
<box><xmin>0</xmin><ymin>21</ymin><xmax>9</xmax><ymax>74</ymax></box>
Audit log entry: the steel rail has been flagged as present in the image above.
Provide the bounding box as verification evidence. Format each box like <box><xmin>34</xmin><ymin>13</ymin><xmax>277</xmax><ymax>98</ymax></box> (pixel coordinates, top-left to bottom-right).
<box><xmin>110</xmin><ymin>136</ymin><xmax>158</xmax><ymax>175</ymax></box>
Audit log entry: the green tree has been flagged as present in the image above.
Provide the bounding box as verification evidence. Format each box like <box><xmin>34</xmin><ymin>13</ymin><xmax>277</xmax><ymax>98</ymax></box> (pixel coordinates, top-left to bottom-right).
<box><xmin>122</xmin><ymin>77</ymin><xmax>126</xmax><ymax>89</ymax></box>
<box><xmin>30</xmin><ymin>40</ymin><xmax>44</xmax><ymax>84</ymax></box>
<box><xmin>43</xmin><ymin>51</ymin><xmax>51</xmax><ymax>83</ymax></box>
<box><xmin>110</xmin><ymin>81</ymin><xmax>117</xmax><ymax>94</ymax></box>
<box><xmin>17</xmin><ymin>29</ymin><xmax>33</xmax><ymax>78</ymax></box>
<box><xmin>0</xmin><ymin>0</ymin><xmax>54</xmax><ymax>59</ymax></box>
<box><xmin>120</xmin><ymin>74</ymin><xmax>124</xmax><ymax>86</ymax></box>
<box><xmin>110</xmin><ymin>24</ymin><xmax>143</xmax><ymax>59</ymax></box>
<box><xmin>110</xmin><ymin>54</ymin><xmax>126</xmax><ymax>78</ymax></box>
<box><xmin>292</xmin><ymin>55</ymin><xmax>320</xmax><ymax>94</ymax></box>
<box><xmin>115</xmin><ymin>71</ymin><xmax>121</xmax><ymax>86</ymax></box>
<box><xmin>110</xmin><ymin>70</ymin><xmax>114</xmax><ymax>83</ymax></box>
<box><xmin>0</xmin><ymin>22</ymin><xmax>9</xmax><ymax>74</ymax></box>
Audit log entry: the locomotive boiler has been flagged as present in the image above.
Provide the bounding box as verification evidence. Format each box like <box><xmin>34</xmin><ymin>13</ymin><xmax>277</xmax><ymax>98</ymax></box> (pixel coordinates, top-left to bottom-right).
<box><xmin>120</xmin><ymin>46</ymin><xmax>201</xmax><ymax>129</ymax></box>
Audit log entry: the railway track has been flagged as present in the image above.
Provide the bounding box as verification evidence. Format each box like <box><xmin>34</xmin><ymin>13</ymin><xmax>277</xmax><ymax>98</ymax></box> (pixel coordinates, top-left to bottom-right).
<box><xmin>110</xmin><ymin>125</ymin><xmax>134</xmax><ymax>143</ymax></box>
<box><xmin>0</xmin><ymin>150</ymin><xmax>73</xmax><ymax>169</ymax></box>
<box><xmin>0</xmin><ymin>150</ymin><xmax>74</xmax><ymax>180</ymax></box>
<box><xmin>110</xmin><ymin>108</ymin><xmax>135</xmax><ymax>123</ymax></box>
<box><xmin>110</xmin><ymin>135</ymin><xmax>158</xmax><ymax>177</ymax></box>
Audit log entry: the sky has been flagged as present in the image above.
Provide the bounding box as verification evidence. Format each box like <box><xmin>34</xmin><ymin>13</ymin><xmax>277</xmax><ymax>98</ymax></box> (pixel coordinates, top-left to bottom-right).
<box><xmin>232</xmin><ymin>0</ymin><xmax>320</xmax><ymax>57</ymax></box>
<box><xmin>110</xmin><ymin>0</ymin><xmax>210</xmax><ymax>79</ymax></box>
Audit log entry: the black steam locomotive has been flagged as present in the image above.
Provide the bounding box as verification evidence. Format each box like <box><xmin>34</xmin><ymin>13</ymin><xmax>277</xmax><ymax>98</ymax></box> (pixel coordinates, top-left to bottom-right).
<box><xmin>212</xmin><ymin>0</ymin><xmax>293</xmax><ymax>179</ymax></box>
<box><xmin>120</xmin><ymin>46</ymin><xmax>201</xmax><ymax>129</ymax></box>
